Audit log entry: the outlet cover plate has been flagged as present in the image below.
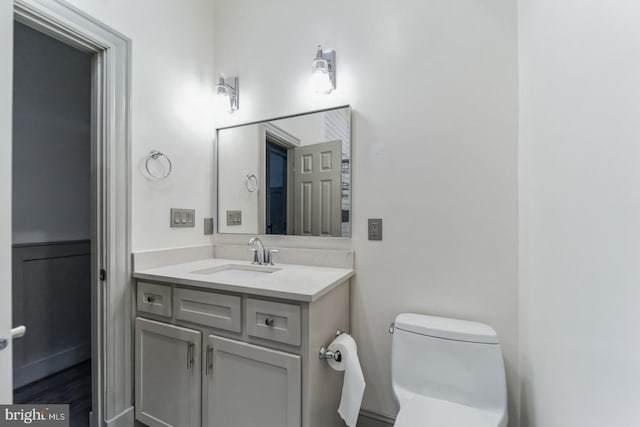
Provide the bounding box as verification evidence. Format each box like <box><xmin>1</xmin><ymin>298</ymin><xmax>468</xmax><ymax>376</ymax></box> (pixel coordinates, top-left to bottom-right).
<box><xmin>170</xmin><ymin>208</ymin><xmax>195</xmax><ymax>228</ymax></box>
<box><xmin>204</xmin><ymin>218</ymin><xmax>214</xmax><ymax>235</ymax></box>
<box><xmin>368</xmin><ymin>218</ymin><xmax>383</xmax><ymax>241</ymax></box>
<box><xmin>227</xmin><ymin>210</ymin><xmax>242</xmax><ymax>226</ymax></box>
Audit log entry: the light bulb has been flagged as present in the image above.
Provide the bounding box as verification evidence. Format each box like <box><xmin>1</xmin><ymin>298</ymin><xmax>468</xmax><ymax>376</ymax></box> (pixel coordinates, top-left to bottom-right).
<box><xmin>311</xmin><ymin>69</ymin><xmax>333</xmax><ymax>94</ymax></box>
<box><xmin>215</xmin><ymin>79</ymin><xmax>233</xmax><ymax>113</ymax></box>
<box><xmin>311</xmin><ymin>45</ymin><xmax>334</xmax><ymax>94</ymax></box>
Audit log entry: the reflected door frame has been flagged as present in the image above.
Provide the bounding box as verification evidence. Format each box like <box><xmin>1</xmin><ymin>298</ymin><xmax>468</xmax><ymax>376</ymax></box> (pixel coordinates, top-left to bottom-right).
<box><xmin>259</xmin><ymin>123</ymin><xmax>299</xmax><ymax>235</ymax></box>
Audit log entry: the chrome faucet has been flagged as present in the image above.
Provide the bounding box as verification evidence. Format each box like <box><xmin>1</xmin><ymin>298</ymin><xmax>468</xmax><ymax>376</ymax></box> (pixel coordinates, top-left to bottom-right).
<box><xmin>248</xmin><ymin>237</ymin><xmax>278</xmax><ymax>266</ymax></box>
<box><xmin>248</xmin><ymin>237</ymin><xmax>265</xmax><ymax>265</ymax></box>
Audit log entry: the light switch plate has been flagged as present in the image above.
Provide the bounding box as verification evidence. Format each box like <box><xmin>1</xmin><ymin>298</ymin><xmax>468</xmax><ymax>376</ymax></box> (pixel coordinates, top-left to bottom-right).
<box><xmin>227</xmin><ymin>210</ymin><xmax>242</xmax><ymax>226</ymax></box>
<box><xmin>204</xmin><ymin>218</ymin><xmax>214</xmax><ymax>235</ymax></box>
<box><xmin>368</xmin><ymin>218</ymin><xmax>383</xmax><ymax>241</ymax></box>
<box><xmin>170</xmin><ymin>208</ymin><xmax>195</xmax><ymax>228</ymax></box>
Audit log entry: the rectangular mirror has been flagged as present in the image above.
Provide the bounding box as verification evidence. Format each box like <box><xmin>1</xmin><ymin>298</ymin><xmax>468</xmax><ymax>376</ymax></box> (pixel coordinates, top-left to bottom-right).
<box><xmin>217</xmin><ymin>106</ymin><xmax>351</xmax><ymax>237</ymax></box>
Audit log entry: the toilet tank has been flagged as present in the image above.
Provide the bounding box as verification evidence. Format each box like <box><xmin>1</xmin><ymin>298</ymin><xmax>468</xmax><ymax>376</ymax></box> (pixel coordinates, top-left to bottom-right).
<box><xmin>391</xmin><ymin>313</ymin><xmax>507</xmax><ymax>411</ymax></box>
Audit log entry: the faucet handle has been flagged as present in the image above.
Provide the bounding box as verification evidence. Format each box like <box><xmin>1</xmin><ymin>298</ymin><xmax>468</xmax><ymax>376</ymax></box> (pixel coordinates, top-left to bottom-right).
<box><xmin>248</xmin><ymin>248</ymin><xmax>260</xmax><ymax>265</ymax></box>
<box><xmin>265</xmin><ymin>249</ymin><xmax>279</xmax><ymax>265</ymax></box>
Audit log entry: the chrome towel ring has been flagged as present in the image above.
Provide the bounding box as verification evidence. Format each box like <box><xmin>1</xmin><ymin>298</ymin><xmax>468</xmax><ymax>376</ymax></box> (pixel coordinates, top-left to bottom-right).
<box><xmin>245</xmin><ymin>173</ymin><xmax>258</xmax><ymax>192</ymax></box>
<box><xmin>145</xmin><ymin>150</ymin><xmax>172</xmax><ymax>180</ymax></box>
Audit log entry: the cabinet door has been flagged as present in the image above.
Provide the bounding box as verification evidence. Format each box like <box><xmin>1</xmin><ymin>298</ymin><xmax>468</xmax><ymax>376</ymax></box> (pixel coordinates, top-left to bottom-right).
<box><xmin>135</xmin><ymin>317</ymin><xmax>201</xmax><ymax>427</ymax></box>
<box><xmin>204</xmin><ymin>335</ymin><xmax>301</xmax><ymax>427</ymax></box>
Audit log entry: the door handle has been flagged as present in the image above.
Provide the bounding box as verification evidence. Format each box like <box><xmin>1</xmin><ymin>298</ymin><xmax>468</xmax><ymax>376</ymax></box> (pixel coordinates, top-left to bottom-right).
<box><xmin>0</xmin><ymin>325</ymin><xmax>27</xmax><ymax>350</ymax></box>
<box><xmin>12</xmin><ymin>326</ymin><xmax>26</xmax><ymax>339</ymax></box>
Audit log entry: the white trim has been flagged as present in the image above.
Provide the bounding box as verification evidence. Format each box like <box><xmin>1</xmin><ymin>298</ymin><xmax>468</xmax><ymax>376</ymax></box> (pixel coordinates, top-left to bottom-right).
<box><xmin>358</xmin><ymin>409</ymin><xmax>395</xmax><ymax>427</ymax></box>
<box><xmin>104</xmin><ymin>406</ymin><xmax>135</xmax><ymax>427</ymax></box>
<box><xmin>13</xmin><ymin>1</ymin><xmax>131</xmax><ymax>426</ymax></box>
<box><xmin>257</xmin><ymin>123</ymin><xmax>300</xmax><ymax>236</ymax></box>
<box><xmin>104</xmin><ymin>407</ymin><xmax>134</xmax><ymax>427</ymax></box>
<box><xmin>263</xmin><ymin>122</ymin><xmax>301</xmax><ymax>147</ymax></box>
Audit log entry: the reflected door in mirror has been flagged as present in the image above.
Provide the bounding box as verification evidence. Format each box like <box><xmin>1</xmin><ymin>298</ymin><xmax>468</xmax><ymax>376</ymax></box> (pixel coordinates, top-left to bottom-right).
<box><xmin>294</xmin><ymin>140</ymin><xmax>342</xmax><ymax>236</ymax></box>
<box><xmin>266</xmin><ymin>141</ymin><xmax>288</xmax><ymax>235</ymax></box>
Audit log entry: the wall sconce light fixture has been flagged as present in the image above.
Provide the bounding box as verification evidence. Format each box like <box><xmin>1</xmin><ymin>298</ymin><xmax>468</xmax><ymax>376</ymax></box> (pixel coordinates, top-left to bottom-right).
<box><xmin>311</xmin><ymin>45</ymin><xmax>335</xmax><ymax>94</ymax></box>
<box><xmin>215</xmin><ymin>74</ymin><xmax>239</xmax><ymax>113</ymax></box>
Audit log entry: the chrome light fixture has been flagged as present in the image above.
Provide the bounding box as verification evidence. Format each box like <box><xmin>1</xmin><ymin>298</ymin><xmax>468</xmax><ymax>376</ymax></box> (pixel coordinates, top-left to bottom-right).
<box><xmin>311</xmin><ymin>45</ymin><xmax>335</xmax><ymax>94</ymax></box>
<box><xmin>215</xmin><ymin>74</ymin><xmax>239</xmax><ymax>113</ymax></box>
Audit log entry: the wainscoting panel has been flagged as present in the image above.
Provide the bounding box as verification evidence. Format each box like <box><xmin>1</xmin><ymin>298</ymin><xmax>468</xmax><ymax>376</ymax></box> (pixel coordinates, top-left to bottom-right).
<box><xmin>12</xmin><ymin>240</ymin><xmax>91</xmax><ymax>388</ymax></box>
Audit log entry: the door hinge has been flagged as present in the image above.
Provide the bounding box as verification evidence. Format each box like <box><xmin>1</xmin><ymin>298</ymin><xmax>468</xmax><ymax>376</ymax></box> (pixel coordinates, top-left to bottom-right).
<box><xmin>100</xmin><ymin>269</ymin><xmax>106</xmax><ymax>281</ymax></box>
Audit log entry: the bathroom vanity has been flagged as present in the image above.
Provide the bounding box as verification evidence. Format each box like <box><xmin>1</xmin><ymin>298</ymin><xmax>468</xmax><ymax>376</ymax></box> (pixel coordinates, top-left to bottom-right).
<box><xmin>132</xmin><ymin>258</ymin><xmax>353</xmax><ymax>427</ymax></box>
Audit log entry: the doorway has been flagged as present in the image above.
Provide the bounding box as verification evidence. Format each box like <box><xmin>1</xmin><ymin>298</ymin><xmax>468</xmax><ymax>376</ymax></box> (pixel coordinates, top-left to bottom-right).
<box><xmin>265</xmin><ymin>139</ymin><xmax>288</xmax><ymax>235</ymax></box>
<box><xmin>11</xmin><ymin>21</ymin><xmax>93</xmax><ymax>426</ymax></box>
<box><xmin>0</xmin><ymin>2</ymin><xmax>130</xmax><ymax>424</ymax></box>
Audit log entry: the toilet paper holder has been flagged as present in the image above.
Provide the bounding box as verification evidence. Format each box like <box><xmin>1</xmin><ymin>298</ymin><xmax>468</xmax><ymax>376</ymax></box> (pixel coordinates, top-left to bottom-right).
<box><xmin>319</xmin><ymin>329</ymin><xmax>348</xmax><ymax>362</ymax></box>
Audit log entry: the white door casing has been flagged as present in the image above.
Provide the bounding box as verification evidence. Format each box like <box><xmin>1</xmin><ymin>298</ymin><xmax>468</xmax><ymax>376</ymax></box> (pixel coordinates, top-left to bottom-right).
<box><xmin>8</xmin><ymin>1</ymin><xmax>131</xmax><ymax>425</ymax></box>
<box><xmin>293</xmin><ymin>140</ymin><xmax>342</xmax><ymax>237</ymax></box>
<box><xmin>259</xmin><ymin>123</ymin><xmax>300</xmax><ymax>235</ymax></box>
<box><xmin>0</xmin><ymin>0</ymin><xmax>14</xmax><ymax>404</ymax></box>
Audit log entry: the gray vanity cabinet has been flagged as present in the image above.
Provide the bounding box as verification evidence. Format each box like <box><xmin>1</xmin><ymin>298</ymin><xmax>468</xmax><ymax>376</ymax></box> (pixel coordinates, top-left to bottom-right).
<box><xmin>134</xmin><ymin>278</ymin><xmax>350</xmax><ymax>427</ymax></box>
<box><xmin>203</xmin><ymin>335</ymin><xmax>301</xmax><ymax>427</ymax></box>
<box><xmin>135</xmin><ymin>318</ymin><xmax>202</xmax><ymax>427</ymax></box>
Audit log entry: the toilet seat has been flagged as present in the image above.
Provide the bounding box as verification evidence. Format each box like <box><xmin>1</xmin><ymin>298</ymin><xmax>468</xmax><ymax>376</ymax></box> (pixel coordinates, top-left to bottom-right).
<box><xmin>394</xmin><ymin>395</ymin><xmax>507</xmax><ymax>427</ymax></box>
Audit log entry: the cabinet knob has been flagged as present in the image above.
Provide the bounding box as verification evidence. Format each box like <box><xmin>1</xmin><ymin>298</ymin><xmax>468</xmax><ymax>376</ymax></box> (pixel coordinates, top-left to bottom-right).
<box><xmin>265</xmin><ymin>317</ymin><xmax>275</xmax><ymax>327</ymax></box>
<box><xmin>146</xmin><ymin>295</ymin><xmax>156</xmax><ymax>303</ymax></box>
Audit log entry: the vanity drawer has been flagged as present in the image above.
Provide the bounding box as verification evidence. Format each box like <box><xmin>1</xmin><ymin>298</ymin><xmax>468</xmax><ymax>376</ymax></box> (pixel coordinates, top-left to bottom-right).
<box><xmin>174</xmin><ymin>288</ymin><xmax>242</xmax><ymax>332</ymax></box>
<box><xmin>246</xmin><ymin>298</ymin><xmax>301</xmax><ymax>346</ymax></box>
<box><xmin>137</xmin><ymin>282</ymin><xmax>172</xmax><ymax>317</ymax></box>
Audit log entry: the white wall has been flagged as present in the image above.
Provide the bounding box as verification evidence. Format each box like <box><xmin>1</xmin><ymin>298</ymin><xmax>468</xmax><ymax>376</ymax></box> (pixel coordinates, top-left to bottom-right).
<box><xmin>218</xmin><ymin>125</ymin><xmax>260</xmax><ymax>233</ymax></box>
<box><xmin>12</xmin><ymin>22</ymin><xmax>91</xmax><ymax>244</ymax></box>
<box><xmin>518</xmin><ymin>1</ymin><xmax>640</xmax><ymax>426</ymax></box>
<box><xmin>271</xmin><ymin>112</ymin><xmax>325</xmax><ymax>146</ymax></box>
<box><xmin>65</xmin><ymin>0</ymin><xmax>216</xmax><ymax>251</ymax></box>
<box><xmin>214</xmin><ymin>0</ymin><xmax>519</xmax><ymax>421</ymax></box>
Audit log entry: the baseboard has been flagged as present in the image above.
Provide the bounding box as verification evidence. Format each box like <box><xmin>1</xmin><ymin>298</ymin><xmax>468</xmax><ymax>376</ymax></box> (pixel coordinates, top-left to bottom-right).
<box><xmin>104</xmin><ymin>406</ymin><xmax>134</xmax><ymax>427</ymax></box>
<box><xmin>358</xmin><ymin>409</ymin><xmax>395</xmax><ymax>426</ymax></box>
<box><xmin>14</xmin><ymin>344</ymin><xmax>91</xmax><ymax>388</ymax></box>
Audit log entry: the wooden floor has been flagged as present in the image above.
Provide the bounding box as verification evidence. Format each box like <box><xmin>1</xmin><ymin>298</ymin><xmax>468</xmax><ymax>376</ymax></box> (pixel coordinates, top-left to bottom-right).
<box><xmin>14</xmin><ymin>360</ymin><xmax>92</xmax><ymax>427</ymax></box>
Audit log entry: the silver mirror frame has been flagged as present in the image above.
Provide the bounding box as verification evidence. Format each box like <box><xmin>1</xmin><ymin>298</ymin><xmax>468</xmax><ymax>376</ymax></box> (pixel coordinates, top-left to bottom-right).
<box><xmin>215</xmin><ymin>104</ymin><xmax>352</xmax><ymax>238</ymax></box>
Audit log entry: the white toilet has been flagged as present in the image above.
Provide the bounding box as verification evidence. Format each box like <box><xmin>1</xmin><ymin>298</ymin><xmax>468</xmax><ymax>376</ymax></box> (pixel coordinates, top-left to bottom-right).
<box><xmin>391</xmin><ymin>313</ymin><xmax>508</xmax><ymax>427</ymax></box>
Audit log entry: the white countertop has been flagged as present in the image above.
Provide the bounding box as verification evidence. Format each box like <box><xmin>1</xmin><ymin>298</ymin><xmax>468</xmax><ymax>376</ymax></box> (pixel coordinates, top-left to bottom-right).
<box><xmin>132</xmin><ymin>258</ymin><xmax>354</xmax><ymax>302</ymax></box>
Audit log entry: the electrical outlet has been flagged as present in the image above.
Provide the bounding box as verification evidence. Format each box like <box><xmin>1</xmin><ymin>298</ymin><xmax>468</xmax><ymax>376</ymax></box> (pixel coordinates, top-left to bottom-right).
<box><xmin>368</xmin><ymin>218</ymin><xmax>383</xmax><ymax>241</ymax></box>
<box><xmin>227</xmin><ymin>210</ymin><xmax>242</xmax><ymax>226</ymax></box>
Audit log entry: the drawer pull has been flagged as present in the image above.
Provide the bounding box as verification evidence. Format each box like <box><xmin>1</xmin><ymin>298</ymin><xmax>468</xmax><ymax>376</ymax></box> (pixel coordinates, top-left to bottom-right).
<box><xmin>146</xmin><ymin>295</ymin><xmax>156</xmax><ymax>303</ymax></box>
<box><xmin>206</xmin><ymin>345</ymin><xmax>214</xmax><ymax>375</ymax></box>
<box><xmin>186</xmin><ymin>341</ymin><xmax>195</xmax><ymax>371</ymax></box>
<box><xmin>265</xmin><ymin>317</ymin><xmax>275</xmax><ymax>327</ymax></box>
<box><xmin>186</xmin><ymin>341</ymin><xmax>191</xmax><ymax>370</ymax></box>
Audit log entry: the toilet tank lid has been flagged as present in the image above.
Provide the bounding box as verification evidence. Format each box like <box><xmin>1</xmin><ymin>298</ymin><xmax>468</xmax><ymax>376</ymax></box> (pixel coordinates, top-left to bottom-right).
<box><xmin>394</xmin><ymin>313</ymin><xmax>499</xmax><ymax>344</ymax></box>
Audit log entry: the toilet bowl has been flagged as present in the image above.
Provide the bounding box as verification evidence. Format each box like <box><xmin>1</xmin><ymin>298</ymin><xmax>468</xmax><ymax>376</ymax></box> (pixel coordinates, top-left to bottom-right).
<box><xmin>391</xmin><ymin>313</ymin><xmax>508</xmax><ymax>427</ymax></box>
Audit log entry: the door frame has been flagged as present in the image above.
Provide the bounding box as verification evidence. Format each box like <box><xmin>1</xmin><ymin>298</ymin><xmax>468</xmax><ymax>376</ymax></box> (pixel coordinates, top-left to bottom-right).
<box><xmin>259</xmin><ymin>123</ymin><xmax>299</xmax><ymax>235</ymax></box>
<box><xmin>13</xmin><ymin>1</ymin><xmax>132</xmax><ymax>426</ymax></box>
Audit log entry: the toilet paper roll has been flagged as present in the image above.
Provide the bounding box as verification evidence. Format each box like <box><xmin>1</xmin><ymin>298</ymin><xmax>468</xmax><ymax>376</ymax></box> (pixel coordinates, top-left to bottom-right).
<box><xmin>327</xmin><ymin>333</ymin><xmax>366</xmax><ymax>427</ymax></box>
<box><xmin>327</xmin><ymin>333</ymin><xmax>356</xmax><ymax>371</ymax></box>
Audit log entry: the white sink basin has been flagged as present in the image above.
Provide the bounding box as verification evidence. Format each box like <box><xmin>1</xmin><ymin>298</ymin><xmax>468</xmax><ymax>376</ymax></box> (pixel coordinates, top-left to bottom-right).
<box><xmin>190</xmin><ymin>264</ymin><xmax>281</xmax><ymax>281</ymax></box>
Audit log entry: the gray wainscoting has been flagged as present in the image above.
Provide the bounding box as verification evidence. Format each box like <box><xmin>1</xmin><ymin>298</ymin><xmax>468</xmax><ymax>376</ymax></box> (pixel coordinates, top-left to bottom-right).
<box><xmin>12</xmin><ymin>240</ymin><xmax>91</xmax><ymax>388</ymax></box>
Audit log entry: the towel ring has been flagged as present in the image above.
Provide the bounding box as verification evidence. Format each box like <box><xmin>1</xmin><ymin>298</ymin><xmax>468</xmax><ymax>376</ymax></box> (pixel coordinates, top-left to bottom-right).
<box><xmin>245</xmin><ymin>173</ymin><xmax>258</xmax><ymax>192</ymax></box>
<box><xmin>146</xmin><ymin>150</ymin><xmax>172</xmax><ymax>180</ymax></box>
